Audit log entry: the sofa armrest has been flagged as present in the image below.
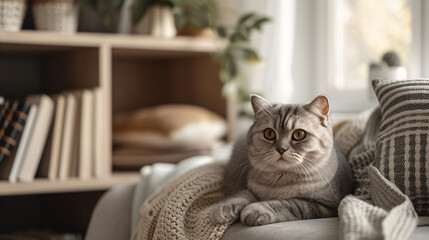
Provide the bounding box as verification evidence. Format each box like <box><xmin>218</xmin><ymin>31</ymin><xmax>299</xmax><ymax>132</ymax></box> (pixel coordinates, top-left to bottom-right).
<box><xmin>86</xmin><ymin>183</ymin><xmax>137</xmax><ymax>240</ymax></box>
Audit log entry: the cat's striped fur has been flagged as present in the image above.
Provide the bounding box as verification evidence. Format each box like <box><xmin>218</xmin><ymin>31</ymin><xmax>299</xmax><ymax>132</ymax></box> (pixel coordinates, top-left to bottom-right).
<box><xmin>210</xmin><ymin>95</ymin><xmax>353</xmax><ymax>226</ymax></box>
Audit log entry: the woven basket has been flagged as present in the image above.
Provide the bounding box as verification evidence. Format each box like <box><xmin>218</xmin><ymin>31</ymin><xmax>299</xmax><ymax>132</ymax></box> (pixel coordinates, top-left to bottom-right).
<box><xmin>0</xmin><ymin>0</ymin><xmax>26</xmax><ymax>32</ymax></box>
<box><xmin>33</xmin><ymin>0</ymin><xmax>78</xmax><ymax>33</ymax></box>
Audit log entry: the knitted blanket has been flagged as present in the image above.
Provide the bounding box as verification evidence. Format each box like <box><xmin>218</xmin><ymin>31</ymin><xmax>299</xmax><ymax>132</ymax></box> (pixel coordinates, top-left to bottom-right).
<box><xmin>131</xmin><ymin>162</ymin><xmax>231</xmax><ymax>240</ymax></box>
<box><xmin>335</xmin><ymin>108</ymin><xmax>418</xmax><ymax>240</ymax></box>
<box><xmin>132</xmin><ymin>109</ymin><xmax>419</xmax><ymax>240</ymax></box>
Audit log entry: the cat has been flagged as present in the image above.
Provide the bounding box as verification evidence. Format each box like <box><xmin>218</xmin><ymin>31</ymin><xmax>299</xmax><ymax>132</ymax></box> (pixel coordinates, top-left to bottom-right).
<box><xmin>209</xmin><ymin>94</ymin><xmax>353</xmax><ymax>226</ymax></box>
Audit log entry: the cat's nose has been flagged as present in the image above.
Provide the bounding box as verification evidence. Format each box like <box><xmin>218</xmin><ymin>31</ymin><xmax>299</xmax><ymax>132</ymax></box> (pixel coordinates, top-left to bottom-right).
<box><xmin>276</xmin><ymin>147</ymin><xmax>287</xmax><ymax>154</ymax></box>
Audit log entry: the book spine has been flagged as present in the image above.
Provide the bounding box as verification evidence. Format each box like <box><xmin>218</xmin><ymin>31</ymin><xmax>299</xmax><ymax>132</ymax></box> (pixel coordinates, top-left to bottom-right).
<box><xmin>0</xmin><ymin>101</ymin><xmax>30</xmax><ymax>164</ymax></box>
<box><xmin>0</xmin><ymin>100</ymin><xmax>18</xmax><ymax>139</ymax></box>
<box><xmin>0</xmin><ymin>100</ymin><xmax>19</xmax><ymax>161</ymax></box>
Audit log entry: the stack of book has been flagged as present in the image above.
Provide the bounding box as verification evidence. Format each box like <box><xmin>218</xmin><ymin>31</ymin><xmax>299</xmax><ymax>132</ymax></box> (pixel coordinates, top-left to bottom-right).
<box><xmin>0</xmin><ymin>88</ymin><xmax>106</xmax><ymax>183</ymax></box>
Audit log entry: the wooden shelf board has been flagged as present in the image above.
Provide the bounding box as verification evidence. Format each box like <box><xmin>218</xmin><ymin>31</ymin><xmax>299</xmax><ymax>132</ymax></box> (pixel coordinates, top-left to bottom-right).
<box><xmin>0</xmin><ymin>30</ymin><xmax>226</xmax><ymax>53</ymax></box>
<box><xmin>0</xmin><ymin>172</ymin><xmax>140</xmax><ymax>196</ymax></box>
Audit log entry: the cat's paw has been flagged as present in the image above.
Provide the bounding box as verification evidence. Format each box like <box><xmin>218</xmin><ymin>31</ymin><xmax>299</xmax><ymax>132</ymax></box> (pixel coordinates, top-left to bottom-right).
<box><xmin>240</xmin><ymin>203</ymin><xmax>275</xmax><ymax>226</ymax></box>
<box><xmin>209</xmin><ymin>201</ymin><xmax>247</xmax><ymax>224</ymax></box>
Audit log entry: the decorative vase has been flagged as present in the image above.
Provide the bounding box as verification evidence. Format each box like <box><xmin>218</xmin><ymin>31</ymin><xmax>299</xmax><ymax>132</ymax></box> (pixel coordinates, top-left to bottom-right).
<box><xmin>0</xmin><ymin>0</ymin><xmax>26</xmax><ymax>31</ymax></box>
<box><xmin>133</xmin><ymin>5</ymin><xmax>176</xmax><ymax>38</ymax></box>
<box><xmin>116</xmin><ymin>0</ymin><xmax>133</xmax><ymax>34</ymax></box>
<box><xmin>368</xmin><ymin>65</ymin><xmax>407</xmax><ymax>98</ymax></box>
<box><xmin>33</xmin><ymin>0</ymin><xmax>78</xmax><ymax>33</ymax></box>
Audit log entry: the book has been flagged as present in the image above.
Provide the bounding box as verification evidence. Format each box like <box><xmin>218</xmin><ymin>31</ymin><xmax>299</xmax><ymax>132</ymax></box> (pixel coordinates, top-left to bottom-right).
<box><xmin>0</xmin><ymin>100</ymin><xmax>20</xmax><ymax>163</ymax></box>
<box><xmin>93</xmin><ymin>88</ymin><xmax>105</xmax><ymax>178</ymax></box>
<box><xmin>0</xmin><ymin>100</ymin><xmax>30</xmax><ymax>179</ymax></box>
<box><xmin>18</xmin><ymin>94</ymin><xmax>54</xmax><ymax>182</ymax></box>
<box><xmin>58</xmin><ymin>93</ymin><xmax>77</xmax><ymax>181</ymax></box>
<box><xmin>65</xmin><ymin>89</ymin><xmax>95</xmax><ymax>179</ymax></box>
<box><xmin>0</xmin><ymin>99</ymin><xmax>11</xmax><ymax>129</ymax></box>
<box><xmin>37</xmin><ymin>94</ymin><xmax>66</xmax><ymax>180</ymax></box>
<box><xmin>8</xmin><ymin>104</ymin><xmax>37</xmax><ymax>183</ymax></box>
<box><xmin>69</xmin><ymin>91</ymin><xmax>82</xmax><ymax>178</ymax></box>
<box><xmin>78</xmin><ymin>89</ymin><xmax>94</xmax><ymax>179</ymax></box>
<box><xmin>0</xmin><ymin>100</ymin><xmax>18</xmax><ymax>141</ymax></box>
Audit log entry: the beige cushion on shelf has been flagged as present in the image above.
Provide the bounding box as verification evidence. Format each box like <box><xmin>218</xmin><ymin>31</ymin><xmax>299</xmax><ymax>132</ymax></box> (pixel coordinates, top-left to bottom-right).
<box><xmin>113</xmin><ymin>104</ymin><xmax>227</xmax><ymax>150</ymax></box>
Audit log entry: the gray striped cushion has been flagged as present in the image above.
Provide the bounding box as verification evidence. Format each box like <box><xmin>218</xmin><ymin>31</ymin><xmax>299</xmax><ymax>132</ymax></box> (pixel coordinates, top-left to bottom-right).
<box><xmin>372</xmin><ymin>78</ymin><xmax>429</xmax><ymax>215</ymax></box>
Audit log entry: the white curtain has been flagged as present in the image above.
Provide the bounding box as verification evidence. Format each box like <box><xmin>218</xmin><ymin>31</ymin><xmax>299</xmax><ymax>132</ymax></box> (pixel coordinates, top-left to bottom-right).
<box><xmin>217</xmin><ymin>0</ymin><xmax>296</xmax><ymax>104</ymax></box>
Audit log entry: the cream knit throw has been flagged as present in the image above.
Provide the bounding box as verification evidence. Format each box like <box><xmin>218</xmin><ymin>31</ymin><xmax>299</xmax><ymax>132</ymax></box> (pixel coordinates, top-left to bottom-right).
<box><xmin>336</xmin><ymin>108</ymin><xmax>418</xmax><ymax>240</ymax></box>
<box><xmin>133</xmin><ymin>109</ymin><xmax>419</xmax><ymax>240</ymax></box>
<box><xmin>132</xmin><ymin>162</ymin><xmax>231</xmax><ymax>240</ymax></box>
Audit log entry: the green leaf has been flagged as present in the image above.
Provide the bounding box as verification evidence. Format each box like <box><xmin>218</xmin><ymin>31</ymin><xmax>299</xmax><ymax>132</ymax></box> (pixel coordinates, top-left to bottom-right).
<box><xmin>243</xmin><ymin>48</ymin><xmax>260</xmax><ymax>62</ymax></box>
<box><xmin>238</xmin><ymin>12</ymin><xmax>256</xmax><ymax>26</ymax></box>
<box><xmin>252</xmin><ymin>17</ymin><xmax>271</xmax><ymax>31</ymax></box>
<box><xmin>230</xmin><ymin>32</ymin><xmax>247</xmax><ymax>42</ymax></box>
<box><xmin>216</xmin><ymin>26</ymin><xmax>227</xmax><ymax>38</ymax></box>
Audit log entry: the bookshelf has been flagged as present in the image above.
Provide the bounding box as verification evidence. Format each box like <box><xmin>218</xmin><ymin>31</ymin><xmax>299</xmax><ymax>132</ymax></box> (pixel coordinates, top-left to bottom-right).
<box><xmin>0</xmin><ymin>30</ymin><xmax>230</xmax><ymax>234</ymax></box>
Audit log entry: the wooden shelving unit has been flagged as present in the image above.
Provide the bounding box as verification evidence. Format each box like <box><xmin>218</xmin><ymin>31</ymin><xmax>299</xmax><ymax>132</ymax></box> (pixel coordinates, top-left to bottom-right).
<box><xmin>0</xmin><ymin>30</ymin><xmax>230</xmax><ymax>233</ymax></box>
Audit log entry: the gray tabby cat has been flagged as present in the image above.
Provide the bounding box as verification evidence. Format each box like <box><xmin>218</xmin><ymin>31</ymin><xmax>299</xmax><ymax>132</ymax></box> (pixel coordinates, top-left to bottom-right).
<box><xmin>210</xmin><ymin>94</ymin><xmax>353</xmax><ymax>226</ymax></box>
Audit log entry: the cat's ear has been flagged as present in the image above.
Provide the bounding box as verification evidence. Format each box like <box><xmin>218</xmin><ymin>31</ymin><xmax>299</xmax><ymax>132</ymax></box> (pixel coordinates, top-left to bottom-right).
<box><xmin>306</xmin><ymin>95</ymin><xmax>330</xmax><ymax>122</ymax></box>
<box><xmin>250</xmin><ymin>94</ymin><xmax>272</xmax><ymax>115</ymax></box>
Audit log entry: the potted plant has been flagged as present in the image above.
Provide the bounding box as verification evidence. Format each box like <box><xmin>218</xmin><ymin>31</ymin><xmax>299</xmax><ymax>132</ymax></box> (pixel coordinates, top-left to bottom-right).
<box><xmin>368</xmin><ymin>50</ymin><xmax>407</xmax><ymax>98</ymax></box>
<box><xmin>33</xmin><ymin>0</ymin><xmax>79</xmax><ymax>33</ymax></box>
<box><xmin>213</xmin><ymin>12</ymin><xmax>270</xmax><ymax>117</ymax></box>
<box><xmin>170</xmin><ymin>0</ymin><xmax>218</xmax><ymax>37</ymax></box>
<box><xmin>0</xmin><ymin>0</ymin><xmax>26</xmax><ymax>31</ymax></box>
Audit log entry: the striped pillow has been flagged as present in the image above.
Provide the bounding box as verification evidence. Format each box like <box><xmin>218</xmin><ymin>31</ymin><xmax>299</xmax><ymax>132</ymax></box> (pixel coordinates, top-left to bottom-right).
<box><xmin>372</xmin><ymin>79</ymin><xmax>429</xmax><ymax>215</ymax></box>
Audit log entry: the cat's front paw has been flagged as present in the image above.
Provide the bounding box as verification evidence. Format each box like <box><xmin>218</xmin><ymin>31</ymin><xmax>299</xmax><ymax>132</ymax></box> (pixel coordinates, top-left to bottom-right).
<box><xmin>209</xmin><ymin>200</ymin><xmax>247</xmax><ymax>224</ymax></box>
<box><xmin>240</xmin><ymin>203</ymin><xmax>274</xmax><ymax>226</ymax></box>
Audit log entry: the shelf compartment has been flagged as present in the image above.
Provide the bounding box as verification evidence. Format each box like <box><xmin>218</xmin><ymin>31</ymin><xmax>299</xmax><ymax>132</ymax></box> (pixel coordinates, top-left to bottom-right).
<box><xmin>112</xmin><ymin>54</ymin><xmax>225</xmax><ymax>117</ymax></box>
<box><xmin>0</xmin><ymin>48</ymin><xmax>99</xmax><ymax>97</ymax></box>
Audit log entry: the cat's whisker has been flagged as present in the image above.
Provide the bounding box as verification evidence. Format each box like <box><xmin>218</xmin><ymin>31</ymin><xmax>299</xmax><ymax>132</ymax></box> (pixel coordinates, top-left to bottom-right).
<box><xmin>292</xmin><ymin>154</ymin><xmax>336</xmax><ymax>197</ymax></box>
<box><xmin>248</xmin><ymin>160</ymin><xmax>266</xmax><ymax>193</ymax></box>
<box><xmin>297</xmin><ymin>162</ymin><xmax>311</xmax><ymax>180</ymax></box>
<box><xmin>227</xmin><ymin>160</ymin><xmax>251</xmax><ymax>177</ymax></box>
<box><xmin>300</xmin><ymin>160</ymin><xmax>338</xmax><ymax>199</ymax></box>
<box><xmin>236</xmin><ymin>162</ymin><xmax>252</xmax><ymax>187</ymax></box>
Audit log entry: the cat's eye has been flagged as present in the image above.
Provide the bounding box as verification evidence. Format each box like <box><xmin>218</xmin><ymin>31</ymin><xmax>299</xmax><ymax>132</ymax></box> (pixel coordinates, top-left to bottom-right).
<box><xmin>292</xmin><ymin>129</ymin><xmax>306</xmax><ymax>141</ymax></box>
<box><xmin>263</xmin><ymin>128</ymin><xmax>276</xmax><ymax>140</ymax></box>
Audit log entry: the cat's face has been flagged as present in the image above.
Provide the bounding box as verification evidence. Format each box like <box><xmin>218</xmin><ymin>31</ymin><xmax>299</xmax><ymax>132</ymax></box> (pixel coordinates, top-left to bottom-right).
<box><xmin>247</xmin><ymin>95</ymin><xmax>333</xmax><ymax>173</ymax></box>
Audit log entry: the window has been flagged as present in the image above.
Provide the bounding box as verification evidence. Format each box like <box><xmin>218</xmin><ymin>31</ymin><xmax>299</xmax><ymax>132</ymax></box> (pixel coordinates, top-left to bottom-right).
<box><xmin>315</xmin><ymin>0</ymin><xmax>429</xmax><ymax>112</ymax></box>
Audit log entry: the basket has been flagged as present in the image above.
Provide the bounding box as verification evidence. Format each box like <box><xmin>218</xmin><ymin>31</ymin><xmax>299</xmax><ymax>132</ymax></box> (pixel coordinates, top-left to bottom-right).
<box><xmin>0</xmin><ymin>0</ymin><xmax>26</xmax><ymax>32</ymax></box>
<box><xmin>33</xmin><ymin>0</ymin><xmax>78</xmax><ymax>33</ymax></box>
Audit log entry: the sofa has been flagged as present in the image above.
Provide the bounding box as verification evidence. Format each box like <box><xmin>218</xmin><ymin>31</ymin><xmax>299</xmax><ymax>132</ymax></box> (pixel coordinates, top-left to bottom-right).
<box><xmin>85</xmin><ymin>155</ymin><xmax>429</xmax><ymax>240</ymax></box>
